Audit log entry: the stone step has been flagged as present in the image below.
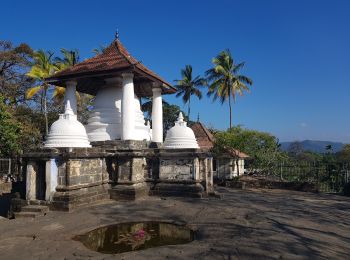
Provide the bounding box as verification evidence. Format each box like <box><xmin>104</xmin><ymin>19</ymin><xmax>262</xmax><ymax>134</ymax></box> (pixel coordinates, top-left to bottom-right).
<box><xmin>14</xmin><ymin>205</ymin><xmax>49</xmax><ymax>219</ymax></box>
<box><xmin>21</xmin><ymin>205</ymin><xmax>49</xmax><ymax>213</ymax></box>
<box><xmin>14</xmin><ymin>212</ymin><xmax>38</xmax><ymax>219</ymax></box>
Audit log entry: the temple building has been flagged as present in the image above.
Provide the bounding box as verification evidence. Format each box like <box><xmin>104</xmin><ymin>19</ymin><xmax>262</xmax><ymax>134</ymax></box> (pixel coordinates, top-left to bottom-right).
<box><xmin>15</xmin><ymin>35</ymin><xmax>214</xmax><ymax>214</ymax></box>
<box><xmin>191</xmin><ymin>122</ymin><xmax>249</xmax><ymax>179</ymax></box>
<box><xmin>46</xmin><ymin>37</ymin><xmax>176</xmax><ymax>144</ymax></box>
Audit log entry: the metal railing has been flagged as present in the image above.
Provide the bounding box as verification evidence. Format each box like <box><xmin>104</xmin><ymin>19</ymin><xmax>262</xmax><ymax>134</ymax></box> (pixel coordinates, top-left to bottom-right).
<box><xmin>0</xmin><ymin>158</ymin><xmax>21</xmax><ymax>182</ymax></box>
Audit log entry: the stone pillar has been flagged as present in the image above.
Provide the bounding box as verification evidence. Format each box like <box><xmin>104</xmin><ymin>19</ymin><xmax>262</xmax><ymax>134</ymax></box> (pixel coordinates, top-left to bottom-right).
<box><xmin>121</xmin><ymin>73</ymin><xmax>135</xmax><ymax>140</ymax></box>
<box><xmin>45</xmin><ymin>159</ymin><xmax>58</xmax><ymax>201</ymax></box>
<box><xmin>26</xmin><ymin>161</ymin><xmax>37</xmax><ymax>200</ymax></box>
<box><xmin>64</xmin><ymin>81</ymin><xmax>77</xmax><ymax>114</ymax></box>
<box><xmin>151</xmin><ymin>87</ymin><xmax>163</xmax><ymax>142</ymax></box>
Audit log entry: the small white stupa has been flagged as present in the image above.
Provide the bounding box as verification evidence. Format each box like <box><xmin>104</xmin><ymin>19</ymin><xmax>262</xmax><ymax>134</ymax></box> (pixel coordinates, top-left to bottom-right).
<box><xmin>44</xmin><ymin>103</ymin><xmax>91</xmax><ymax>148</ymax></box>
<box><xmin>163</xmin><ymin>112</ymin><xmax>199</xmax><ymax>149</ymax></box>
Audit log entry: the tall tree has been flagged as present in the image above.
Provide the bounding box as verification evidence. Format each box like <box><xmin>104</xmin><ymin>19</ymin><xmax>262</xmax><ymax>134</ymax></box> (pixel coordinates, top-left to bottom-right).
<box><xmin>26</xmin><ymin>50</ymin><xmax>57</xmax><ymax>136</ymax></box>
<box><xmin>206</xmin><ymin>49</ymin><xmax>253</xmax><ymax>128</ymax></box>
<box><xmin>53</xmin><ymin>48</ymin><xmax>80</xmax><ymax>100</ymax></box>
<box><xmin>0</xmin><ymin>95</ymin><xmax>21</xmax><ymax>156</ymax></box>
<box><xmin>174</xmin><ymin>65</ymin><xmax>206</xmax><ymax>119</ymax></box>
<box><xmin>214</xmin><ymin>126</ymin><xmax>286</xmax><ymax>174</ymax></box>
<box><xmin>0</xmin><ymin>41</ymin><xmax>33</xmax><ymax>106</ymax></box>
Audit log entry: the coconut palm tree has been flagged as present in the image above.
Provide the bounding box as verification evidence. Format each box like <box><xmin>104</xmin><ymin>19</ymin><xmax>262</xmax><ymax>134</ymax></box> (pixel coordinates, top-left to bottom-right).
<box><xmin>53</xmin><ymin>48</ymin><xmax>80</xmax><ymax>100</ymax></box>
<box><xmin>26</xmin><ymin>50</ymin><xmax>57</xmax><ymax>135</ymax></box>
<box><xmin>206</xmin><ymin>49</ymin><xmax>253</xmax><ymax>129</ymax></box>
<box><xmin>92</xmin><ymin>45</ymin><xmax>106</xmax><ymax>55</ymax></box>
<box><xmin>174</xmin><ymin>65</ymin><xmax>206</xmax><ymax>119</ymax></box>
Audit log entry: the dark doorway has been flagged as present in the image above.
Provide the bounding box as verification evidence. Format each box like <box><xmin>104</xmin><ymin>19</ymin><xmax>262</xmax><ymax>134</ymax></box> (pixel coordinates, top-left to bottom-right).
<box><xmin>36</xmin><ymin>161</ymin><xmax>46</xmax><ymax>200</ymax></box>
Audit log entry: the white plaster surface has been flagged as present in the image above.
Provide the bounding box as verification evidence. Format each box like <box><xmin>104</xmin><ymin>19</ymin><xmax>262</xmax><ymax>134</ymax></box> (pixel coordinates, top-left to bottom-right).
<box><xmin>164</xmin><ymin>112</ymin><xmax>199</xmax><ymax>149</ymax></box>
<box><xmin>151</xmin><ymin>87</ymin><xmax>163</xmax><ymax>142</ymax></box>
<box><xmin>85</xmin><ymin>80</ymin><xmax>150</xmax><ymax>141</ymax></box>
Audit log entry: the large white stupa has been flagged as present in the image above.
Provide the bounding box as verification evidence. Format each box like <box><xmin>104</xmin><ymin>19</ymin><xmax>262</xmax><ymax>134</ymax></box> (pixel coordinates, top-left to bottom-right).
<box><xmin>44</xmin><ymin>103</ymin><xmax>91</xmax><ymax>148</ymax></box>
<box><xmin>164</xmin><ymin>112</ymin><xmax>199</xmax><ymax>149</ymax></box>
<box><xmin>85</xmin><ymin>78</ymin><xmax>151</xmax><ymax>142</ymax></box>
<box><xmin>45</xmin><ymin>37</ymin><xmax>177</xmax><ymax>144</ymax></box>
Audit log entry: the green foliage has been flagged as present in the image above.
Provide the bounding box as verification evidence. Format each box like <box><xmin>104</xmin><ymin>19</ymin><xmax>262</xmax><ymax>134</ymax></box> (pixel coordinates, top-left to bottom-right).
<box><xmin>206</xmin><ymin>49</ymin><xmax>253</xmax><ymax>128</ymax></box>
<box><xmin>141</xmin><ymin>101</ymin><xmax>192</xmax><ymax>139</ymax></box>
<box><xmin>214</xmin><ymin>126</ymin><xmax>285</xmax><ymax>173</ymax></box>
<box><xmin>174</xmin><ymin>65</ymin><xmax>206</xmax><ymax>119</ymax></box>
<box><xmin>0</xmin><ymin>40</ymin><xmax>33</xmax><ymax>106</ymax></box>
<box><xmin>336</xmin><ymin>144</ymin><xmax>350</xmax><ymax>163</ymax></box>
<box><xmin>0</xmin><ymin>95</ymin><xmax>21</xmax><ymax>156</ymax></box>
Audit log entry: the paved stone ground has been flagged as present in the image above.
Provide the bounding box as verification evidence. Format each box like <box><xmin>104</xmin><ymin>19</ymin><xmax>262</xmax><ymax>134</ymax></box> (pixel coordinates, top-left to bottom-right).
<box><xmin>0</xmin><ymin>187</ymin><xmax>350</xmax><ymax>260</ymax></box>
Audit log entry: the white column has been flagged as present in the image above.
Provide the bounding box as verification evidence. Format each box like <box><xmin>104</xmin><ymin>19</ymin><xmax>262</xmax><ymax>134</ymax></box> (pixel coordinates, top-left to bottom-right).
<box><xmin>45</xmin><ymin>159</ymin><xmax>58</xmax><ymax>201</ymax></box>
<box><xmin>121</xmin><ymin>73</ymin><xmax>135</xmax><ymax>140</ymax></box>
<box><xmin>64</xmin><ymin>81</ymin><xmax>77</xmax><ymax>114</ymax></box>
<box><xmin>151</xmin><ymin>87</ymin><xmax>163</xmax><ymax>142</ymax></box>
<box><xmin>26</xmin><ymin>161</ymin><xmax>37</xmax><ymax>200</ymax></box>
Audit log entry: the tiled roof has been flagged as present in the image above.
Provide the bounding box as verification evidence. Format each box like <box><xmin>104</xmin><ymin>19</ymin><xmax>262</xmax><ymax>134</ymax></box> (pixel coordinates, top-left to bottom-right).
<box><xmin>191</xmin><ymin>122</ymin><xmax>249</xmax><ymax>158</ymax></box>
<box><xmin>190</xmin><ymin>122</ymin><xmax>215</xmax><ymax>149</ymax></box>
<box><xmin>47</xmin><ymin>39</ymin><xmax>176</xmax><ymax>94</ymax></box>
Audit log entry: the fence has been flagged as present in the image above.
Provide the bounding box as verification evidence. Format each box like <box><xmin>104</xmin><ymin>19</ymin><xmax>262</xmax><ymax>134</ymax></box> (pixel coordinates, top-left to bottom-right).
<box><xmin>0</xmin><ymin>158</ymin><xmax>21</xmax><ymax>182</ymax></box>
<box><xmin>247</xmin><ymin>162</ymin><xmax>350</xmax><ymax>193</ymax></box>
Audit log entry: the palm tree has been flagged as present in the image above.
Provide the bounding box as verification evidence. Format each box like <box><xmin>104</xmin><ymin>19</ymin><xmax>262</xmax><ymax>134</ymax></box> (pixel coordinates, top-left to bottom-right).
<box><xmin>53</xmin><ymin>48</ymin><xmax>80</xmax><ymax>100</ymax></box>
<box><xmin>174</xmin><ymin>65</ymin><xmax>206</xmax><ymax>119</ymax></box>
<box><xmin>206</xmin><ymin>49</ymin><xmax>253</xmax><ymax>129</ymax></box>
<box><xmin>26</xmin><ymin>50</ymin><xmax>57</xmax><ymax>135</ymax></box>
<box><xmin>92</xmin><ymin>45</ymin><xmax>106</xmax><ymax>55</ymax></box>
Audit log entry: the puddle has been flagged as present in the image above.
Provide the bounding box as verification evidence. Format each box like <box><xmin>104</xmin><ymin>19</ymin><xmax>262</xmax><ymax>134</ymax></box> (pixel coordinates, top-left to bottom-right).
<box><xmin>73</xmin><ymin>222</ymin><xmax>195</xmax><ymax>254</ymax></box>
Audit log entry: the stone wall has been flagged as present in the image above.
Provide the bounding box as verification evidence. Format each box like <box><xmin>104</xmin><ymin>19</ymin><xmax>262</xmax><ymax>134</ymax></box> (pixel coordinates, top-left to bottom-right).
<box><xmin>20</xmin><ymin>142</ymin><xmax>215</xmax><ymax>211</ymax></box>
<box><xmin>52</xmin><ymin>156</ymin><xmax>110</xmax><ymax>211</ymax></box>
<box><xmin>108</xmin><ymin>150</ymin><xmax>149</xmax><ymax>201</ymax></box>
<box><xmin>152</xmin><ymin>149</ymin><xmax>212</xmax><ymax>198</ymax></box>
<box><xmin>215</xmin><ymin>158</ymin><xmax>245</xmax><ymax>180</ymax></box>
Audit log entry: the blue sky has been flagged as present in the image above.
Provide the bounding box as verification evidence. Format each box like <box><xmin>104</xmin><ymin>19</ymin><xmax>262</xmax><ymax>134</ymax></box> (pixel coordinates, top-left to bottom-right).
<box><xmin>2</xmin><ymin>0</ymin><xmax>350</xmax><ymax>143</ymax></box>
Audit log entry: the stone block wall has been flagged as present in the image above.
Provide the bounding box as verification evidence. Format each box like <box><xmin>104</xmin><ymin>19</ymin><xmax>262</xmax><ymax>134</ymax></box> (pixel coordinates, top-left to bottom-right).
<box><xmin>152</xmin><ymin>149</ymin><xmax>212</xmax><ymax>198</ymax></box>
<box><xmin>20</xmin><ymin>142</ymin><xmax>215</xmax><ymax>211</ymax></box>
<box><xmin>52</xmin><ymin>156</ymin><xmax>110</xmax><ymax>211</ymax></box>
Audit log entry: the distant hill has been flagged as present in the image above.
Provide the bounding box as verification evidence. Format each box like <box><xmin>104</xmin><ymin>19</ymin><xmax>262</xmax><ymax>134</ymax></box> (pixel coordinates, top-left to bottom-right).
<box><xmin>280</xmin><ymin>140</ymin><xmax>344</xmax><ymax>153</ymax></box>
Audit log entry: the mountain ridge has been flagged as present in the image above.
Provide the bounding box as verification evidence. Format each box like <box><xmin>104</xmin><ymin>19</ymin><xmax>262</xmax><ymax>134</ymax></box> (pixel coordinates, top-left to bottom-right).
<box><xmin>280</xmin><ymin>140</ymin><xmax>345</xmax><ymax>153</ymax></box>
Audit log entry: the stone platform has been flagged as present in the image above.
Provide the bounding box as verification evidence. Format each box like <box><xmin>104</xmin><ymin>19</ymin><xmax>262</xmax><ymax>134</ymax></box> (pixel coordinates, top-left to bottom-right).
<box><xmin>17</xmin><ymin>141</ymin><xmax>214</xmax><ymax>211</ymax></box>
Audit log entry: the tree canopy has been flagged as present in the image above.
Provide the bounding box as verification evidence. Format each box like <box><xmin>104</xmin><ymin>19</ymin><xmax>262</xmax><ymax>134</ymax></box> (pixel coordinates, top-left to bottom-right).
<box><xmin>213</xmin><ymin>126</ymin><xmax>286</xmax><ymax>172</ymax></box>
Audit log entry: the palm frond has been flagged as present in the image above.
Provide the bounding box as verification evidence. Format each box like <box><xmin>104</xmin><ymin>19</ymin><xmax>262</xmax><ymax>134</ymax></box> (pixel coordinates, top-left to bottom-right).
<box><xmin>26</xmin><ymin>86</ymin><xmax>42</xmax><ymax>99</ymax></box>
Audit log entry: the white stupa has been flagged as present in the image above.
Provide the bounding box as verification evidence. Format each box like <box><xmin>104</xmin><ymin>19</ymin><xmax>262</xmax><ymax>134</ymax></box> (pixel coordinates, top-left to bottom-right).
<box><xmin>85</xmin><ymin>78</ymin><xmax>151</xmax><ymax>142</ymax></box>
<box><xmin>44</xmin><ymin>103</ymin><xmax>91</xmax><ymax>148</ymax></box>
<box><xmin>163</xmin><ymin>112</ymin><xmax>199</xmax><ymax>149</ymax></box>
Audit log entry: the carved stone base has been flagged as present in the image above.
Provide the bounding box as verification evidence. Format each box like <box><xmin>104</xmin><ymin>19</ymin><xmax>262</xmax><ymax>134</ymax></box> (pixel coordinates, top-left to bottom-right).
<box><xmin>151</xmin><ymin>182</ymin><xmax>205</xmax><ymax>198</ymax></box>
<box><xmin>50</xmin><ymin>184</ymin><xmax>110</xmax><ymax>212</ymax></box>
<box><xmin>109</xmin><ymin>182</ymin><xmax>149</xmax><ymax>201</ymax></box>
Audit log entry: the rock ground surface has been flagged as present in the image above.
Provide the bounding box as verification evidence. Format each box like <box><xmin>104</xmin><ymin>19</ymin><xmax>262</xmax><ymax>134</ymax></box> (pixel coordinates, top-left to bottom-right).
<box><xmin>0</xmin><ymin>187</ymin><xmax>349</xmax><ymax>259</ymax></box>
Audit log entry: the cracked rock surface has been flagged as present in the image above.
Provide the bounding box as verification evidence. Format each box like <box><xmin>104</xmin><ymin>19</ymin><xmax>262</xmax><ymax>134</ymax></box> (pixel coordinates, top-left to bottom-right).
<box><xmin>0</xmin><ymin>187</ymin><xmax>350</xmax><ymax>259</ymax></box>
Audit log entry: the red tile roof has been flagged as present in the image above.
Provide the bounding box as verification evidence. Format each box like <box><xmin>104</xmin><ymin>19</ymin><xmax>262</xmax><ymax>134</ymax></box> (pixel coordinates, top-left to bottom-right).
<box><xmin>47</xmin><ymin>39</ymin><xmax>176</xmax><ymax>95</ymax></box>
<box><xmin>190</xmin><ymin>122</ymin><xmax>215</xmax><ymax>149</ymax></box>
<box><xmin>191</xmin><ymin>122</ymin><xmax>249</xmax><ymax>158</ymax></box>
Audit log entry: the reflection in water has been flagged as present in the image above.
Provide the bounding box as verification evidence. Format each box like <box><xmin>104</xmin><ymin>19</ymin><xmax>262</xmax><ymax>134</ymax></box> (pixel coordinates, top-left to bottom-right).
<box><xmin>73</xmin><ymin>222</ymin><xmax>195</xmax><ymax>254</ymax></box>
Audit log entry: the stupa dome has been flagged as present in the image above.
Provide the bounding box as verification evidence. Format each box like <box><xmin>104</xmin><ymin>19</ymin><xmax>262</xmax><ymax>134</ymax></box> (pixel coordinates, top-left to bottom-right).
<box><xmin>45</xmin><ymin>108</ymin><xmax>91</xmax><ymax>148</ymax></box>
<box><xmin>85</xmin><ymin>84</ymin><xmax>151</xmax><ymax>142</ymax></box>
<box><xmin>163</xmin><ymin>112</ymin><xmax>199</xmax><ymax>149</ymax></box>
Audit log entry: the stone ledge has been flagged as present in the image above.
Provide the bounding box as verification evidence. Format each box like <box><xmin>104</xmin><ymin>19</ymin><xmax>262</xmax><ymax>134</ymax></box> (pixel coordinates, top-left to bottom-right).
<box><xmin>109</xmin><ymin>182</ymin><xmax>149</xmax><ymax>201</ymax></box>
<box><xmin>91</xmin><ymin>140</ymin><xmax>150</xmax><ymax>150</ymax></box>
<box><xmin>151</xmin><ymin>182</ymin><xmax>205</xmax><ymax>198</ymax></box>
<box><xmin>51</xmin><ymin>184</ymin><xmax>110</xmax><ymax>212</ymax></box>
